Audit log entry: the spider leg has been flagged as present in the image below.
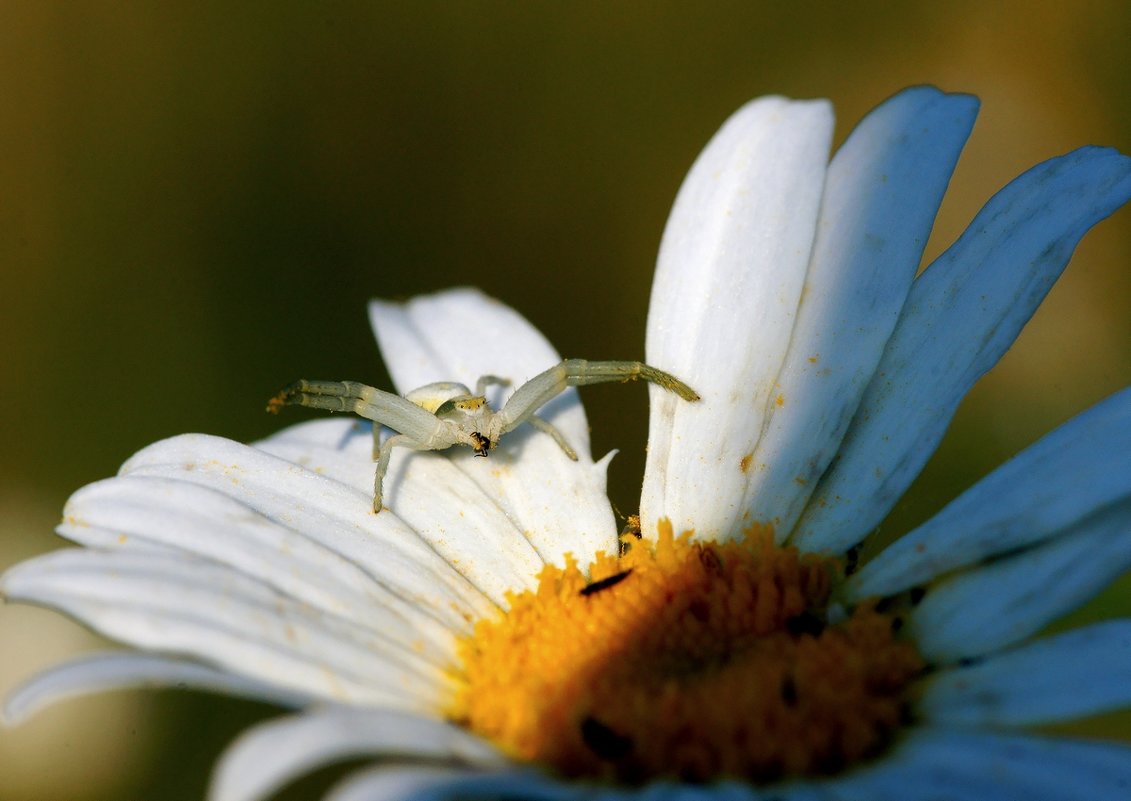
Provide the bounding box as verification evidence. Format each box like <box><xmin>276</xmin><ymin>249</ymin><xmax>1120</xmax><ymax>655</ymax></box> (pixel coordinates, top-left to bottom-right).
<box><xmin>475</xmin><ymin>374</ymin><xmax>511</xmax><ymax>396</ymax></box>
<box><xmin>268</xmin><ymin>380</ymin><xmax>449</xmax><ymax>447</ymax></box>
<box><xmin>494</xmin><ymin>359</ymin><xmax>699</xmax><ymax>436</ymax></box>
<box><xmin>526</xmin><ymin>415</ymin><xmax>579</xmax><ymax>460</ymax></box>
<box><xmin>269</xmin><ymin>379</ymin><xmax>465</xmax><ymax>512</ymax></box>
<box><xmin>558</xmin><ymin>360</ymin><xmax>700</xmax><ymax>399</ymax></box>
<box><xmin>373</xmin><ymin>433</ymin><xmax>424</xmax><ymax>513</ymax></box>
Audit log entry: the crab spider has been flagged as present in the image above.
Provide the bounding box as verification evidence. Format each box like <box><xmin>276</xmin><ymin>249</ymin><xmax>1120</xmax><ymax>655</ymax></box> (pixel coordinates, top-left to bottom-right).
<box><xmin>268</xmin><ymin>359</ymin><xmax>699</xmax><ymax>512</ymax></box>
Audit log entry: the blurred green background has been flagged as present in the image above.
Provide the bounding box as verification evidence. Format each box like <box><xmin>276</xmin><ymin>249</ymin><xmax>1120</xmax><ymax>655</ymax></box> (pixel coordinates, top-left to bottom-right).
<box><xmin>2</xmin><ymin>2</ymin><xmax>1129</xmax><ymax>799</ymax></box>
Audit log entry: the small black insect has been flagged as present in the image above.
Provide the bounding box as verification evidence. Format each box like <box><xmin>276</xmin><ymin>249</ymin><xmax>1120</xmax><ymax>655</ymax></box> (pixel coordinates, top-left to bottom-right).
<box><xmin>470</xmin><ymin>432</ymin><xmax>492</xmax><ymax>456</ymax></box>
<box><xmin>698</xmin><ymin>546</ymin><xmax>723</xmax><ymax>574</ymax></box>
<box><xmin>779</xmin><ymin>675</ymin><xmax>798</xmax><ymax>707</ymax></box>
<box><xmin>579</xmin><ymin>568</ymin><xmax>633</xmax><ymax>596</ymax></box>
<box><xmin>785</xmin><ymin>610</ymin><xmax>826</xmax><ymax>637</ymax></box>
<box><xmin>580</xmin><ymin>716</ymin><xmax>633</xmax><ymax>760</ymax></box>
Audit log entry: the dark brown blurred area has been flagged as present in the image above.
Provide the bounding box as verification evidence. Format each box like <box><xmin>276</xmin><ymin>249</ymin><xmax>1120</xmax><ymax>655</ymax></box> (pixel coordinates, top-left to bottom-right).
<box><xmin>2</xmin><ymin>2</ymin><xmax>1129</xmax><ymax>799</ymax></box>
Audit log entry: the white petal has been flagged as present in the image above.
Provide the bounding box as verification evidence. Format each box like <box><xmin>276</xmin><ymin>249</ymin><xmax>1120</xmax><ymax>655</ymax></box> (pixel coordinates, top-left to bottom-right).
<box><xmin>381</xmin><ymin>447</ymin><xmax>547</xmax><ymax>598</ymax></box>
<box><xmin>255</xmin><ymin>418</ymin><xmax>542</xmax><ymax>605</ymax></box>
<box><xmin>326</xmin><ymin>770</ymin><xmax>806</xmax><ymax>801</ymax></box>
<box><xmin>123</xmin><ymin>431</ymin><xmax>497</xmax><ymax>627</ymax></box>
<box><xmin>3</xmin><ymin>652</ymin><xmax>311</xmax><ymax>725</ymax></box>
<box><xmin>642</xmin><ymin>96</ymin><xmax>834</xmax><ymax>541</ymax></box>
<box><xmin>611</xmin><ymin>784</ymin><xmax>763</xmax><ymax>801</ymax></box>
<box><xmin>325</xmin><ymin>767</ymin><xmax>584</xmax><ymax>801</ymax></box>
<box><xmin>907</xmin><ymin>499</ymin><xmax>1131</xmax><ymax>662</ymax></box>
<box><xmin>253</xmin><ymin>415</ymin><xmax>377</xmax><ymax>491</ymax></box>
<box><xmin>60</xmin><ymin>474</ymin><xmax>457</xmax><ymax>664</ymax></box>
<box><xmin>825</xmin><ymin>728</ymin><xmax>1131</xmax><ymax>801</ymax></box>
<box><xmin>263</xmin><ymin>423</ymin><xmax>547</xmax><ymax>604</ymax></box>
<box><xmin>369</xmin><ymin>288</ymin><xmax>618</xmax><ymax>565</ymax></box>
<box><xmin>638</xmin><ymin>782</ymin><xmax>832</xmax><ymax>801</ymax></box>
<box><xmin>2</xmin><ymin>549</ymin><xmax>449</xmax><ymax>709</ymax></box>
<box><xmin>325</xmin><ymin>769</ymin><xmax>859</xmax><ymax>801</ymax></box>
<box><xmin>766</xmin><ymin>785</ymin><xmax>838</xmax><ymax>801</ymax></box>
<box><xmin>744</xmin><ymin>87</ymin><xmax>978</xmax><ymax>538</ymax></box>
<box><xmin>847</xmin><ymin>386</ymin><xmax>1131</xmax><ymax>599</ymax></box>
<box><xmin>794</xmin><ymin>147</ymin><xmax>1131</xmax><ymax>553</ymax></box>
<box><xmin>624</xmin><ymin>785</ymin><xmax>722</xmax><ymax>801</ymax></box>
<box><xmin>209</xmin><ymin>709</ymin><xmax>506</xmax><ymax>801</ymax></box>
<box><xmin>919</xmin><ymin>620</ymin><xmax>1131</xmax><ymax>727</ymax></box>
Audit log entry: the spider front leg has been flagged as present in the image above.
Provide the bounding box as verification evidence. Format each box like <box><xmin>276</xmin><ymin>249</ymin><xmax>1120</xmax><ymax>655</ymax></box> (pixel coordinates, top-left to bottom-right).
<box><xmin>269</xmin><ymin>379</ymin><xmax>455</xmax><ymax>442</ymax></box>
<box><xmin>490</xmin><ymin>359</ymin><xmax>699</xmax><ymax>445</ymax></box>
<box><xmin>268</xmin><ymin>379</ymin><xmax>461</xmax><ymax>512</ymax></box>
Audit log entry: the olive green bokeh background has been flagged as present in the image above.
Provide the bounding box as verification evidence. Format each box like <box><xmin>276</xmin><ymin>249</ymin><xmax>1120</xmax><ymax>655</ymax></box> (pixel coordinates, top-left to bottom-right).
<box><xmin>2</xmin><ymin>2</ymin><xmax>1130</xmax><ymax>799</ymax></box>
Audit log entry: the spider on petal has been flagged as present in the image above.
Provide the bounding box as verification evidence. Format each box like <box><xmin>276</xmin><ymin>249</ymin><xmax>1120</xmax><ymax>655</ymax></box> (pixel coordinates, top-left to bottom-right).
<box><xmin>268</xmin><ymin>359</ymin><xmax>699</xmax><ymax>511</ymax></box>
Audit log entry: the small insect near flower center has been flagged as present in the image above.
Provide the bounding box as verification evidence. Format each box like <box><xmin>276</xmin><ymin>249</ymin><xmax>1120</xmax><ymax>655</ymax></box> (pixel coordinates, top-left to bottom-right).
<box><xmin>450</xmin><ymin>520</ymin><xmax>923</xmax><ymax>785</ymax></box>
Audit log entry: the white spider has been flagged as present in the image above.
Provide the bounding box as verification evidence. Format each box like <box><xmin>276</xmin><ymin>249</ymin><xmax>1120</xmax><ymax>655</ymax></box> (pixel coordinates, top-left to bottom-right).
<box><xmin>268</xmin><ymin>359</ymin><xmax>700</xmax><ymax>512</ymax></box>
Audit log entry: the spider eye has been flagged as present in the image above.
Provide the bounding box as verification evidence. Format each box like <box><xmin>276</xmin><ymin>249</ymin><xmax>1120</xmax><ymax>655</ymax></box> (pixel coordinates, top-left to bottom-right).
<box><xmin>471</xmin><ymin>432</ymin><xmax>492</xmax><ymax>457</ymax></box>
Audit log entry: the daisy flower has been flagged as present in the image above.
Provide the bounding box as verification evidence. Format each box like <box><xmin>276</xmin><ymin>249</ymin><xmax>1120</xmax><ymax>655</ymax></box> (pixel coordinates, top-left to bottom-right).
<box><xmin>5</xmin><ymin>85</ymin><xmax>1131</xmax><ymax>801</ymax></box>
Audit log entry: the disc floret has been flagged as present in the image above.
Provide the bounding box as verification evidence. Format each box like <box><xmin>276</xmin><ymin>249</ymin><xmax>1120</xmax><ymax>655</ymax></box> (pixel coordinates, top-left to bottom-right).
<box><xmin>452</xmin><ymin>520</ymin><xmax>923</xmax><ymax>784</ymax></box>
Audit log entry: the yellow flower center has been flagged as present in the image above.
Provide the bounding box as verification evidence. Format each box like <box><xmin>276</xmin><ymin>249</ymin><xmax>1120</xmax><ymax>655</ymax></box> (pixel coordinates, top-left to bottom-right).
<box><xmin>449</xmin><ymin>520</ymin><xmax>923</xmax><ymax>784</ymax></box>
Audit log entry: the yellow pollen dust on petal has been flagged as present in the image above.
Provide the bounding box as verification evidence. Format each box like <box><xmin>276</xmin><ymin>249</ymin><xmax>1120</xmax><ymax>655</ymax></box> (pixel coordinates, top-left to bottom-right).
<box><xmin>449</xmin><ymin>520</ymin><xmax>923</xmax><ymax>785</ymax></box>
